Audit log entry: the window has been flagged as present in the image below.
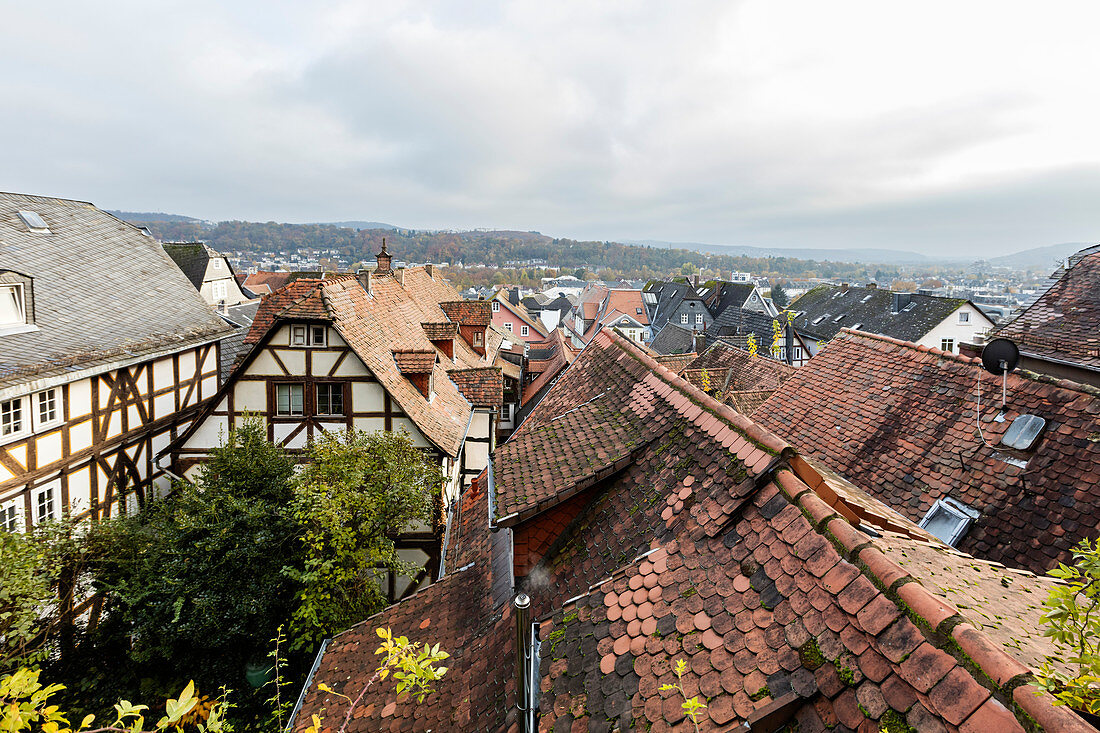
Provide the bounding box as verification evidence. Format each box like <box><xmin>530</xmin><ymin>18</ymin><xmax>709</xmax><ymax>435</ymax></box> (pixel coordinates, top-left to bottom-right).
<box><xmin>521</xmin><ymin>325</ymin><xmax>529</xmax><ymax>336</ymax></box>
<box><xmin>212</xmin><ymin>259</ymin><xmax>222</xmax><ymax>270</ymax></box>
<box><xmin>958</xmin><ymin>311</ymin><xmax>971</xmax><ymax>324</ymax></box>
<box><xmin>275</xmin><ymin>384</ymin><xmax>304</xmax><ymax>416</ymax></box>
<box><xmin>861</xmin><ymin>294</ymin><xmax>873</xmax><ymax>303</ymax></box>
<box><xmin>680</xmin><ymin>313</ymin><xmax>688</xmax><ymax>324</ymax></box>
<box><xmin>290</xmin><ymin>325</ymin><xmax>326</xmax><ymax>347</ymax></box>
<box><xmin>316</xmin><ymin>384</ymin><xmax>344</xmax><ymax>416</ymax></box>
<box><xmin>635</xmin><ymin>307</ymin><xmax>642</xmax><ymax>314</ymax></box>
<box><xmin>34</xmin><ymin>486</ymin><xmax>55</xmax><ymax>523</ymax></box>
<box><xmin>941</xmin><ymin>338</ymin><xmax>954</xmax><ymax>352</ymax></box>
<box><xmin>492</xmin><ymin>301</ymin><xmax>500</xmax><ymax>312</ymax></box>
<box><xmin>504</xmin><ymin>323</ymin><xmax>513</xmax><ymax>332</ymax></box>
<box><xmin>695</xmin><ymin>314</ymin><xmax>703</xmax><ymax>324</ymax></box>
<box><xmin>811</xmin><ymin>315</ymin><xmax>827</xmax><ymax>325</ymax></box>
<box><xmin>0</xmin><ymin>500</ymin><xmax>19</xmax><ymax>532</ymax></box>
<box><xmin>473</xmin><ymin>331</ymin><xmax>484</xmax><ymax>347</ymax></box>
<box><xmin>37</xmin><ymin>389</ymin><xmax>58</xmax><ymax>426</ymax></box>
<box><xmin>213</xmin><ymin>281</ymin><xmax>228</xmax><ymax>301</ymax></box>
<box><xmin>918</xmin><ymin>498</ymin><xmax>978</xmax><ymax>547</ymax></box>
<box><xmin>0</xmin><ymin>284</ymin><xmax>25</xmax><ymax>326</ymax></box>
<box><xmin>1</xmin><ymin>398</ymin><xmax>23</xmax><ymax>436</ymax></box>
<box><xmin>833</xmin><ymin>314</ymin><xmax>844</xmax><ymax>323</ymax></box>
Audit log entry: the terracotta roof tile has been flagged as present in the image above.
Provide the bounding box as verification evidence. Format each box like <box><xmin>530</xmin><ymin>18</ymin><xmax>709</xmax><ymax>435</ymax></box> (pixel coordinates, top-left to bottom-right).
<box><xmin>392</xmin><ymin>350</ymin><xmax>436</xmax><ymax>374</ymax></box>
<box><xmin>440</xmin><ymin>300</ymin><xmax>492</xmax><ymax>326</ymax></box>
<box><xmin>756</xmin><ymin>328</ymin><xmax>1100</xmax><ymax>574</ymax></box>
<box><xmin>447</xmin><ymin>367</ymin><xmax>504</xmax><ymax>408</ymax></box>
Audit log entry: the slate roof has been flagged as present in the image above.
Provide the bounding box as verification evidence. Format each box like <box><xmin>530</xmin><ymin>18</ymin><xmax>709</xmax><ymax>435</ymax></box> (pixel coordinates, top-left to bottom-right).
<box><xmin>649</xmin><ymin>323</ymin><xmax>697</xmax><ymax>355</ymax></box>
<box><xmin>703</xmin><ymin>281</ymin><xmax>758</xmax><ymax>317</ymax></box>
<box><xmin>992</xmin><ymin>247</ymin><xmax>1100</xmax><ymax>371</ymax></box>
<box><xmin>230</xmin><ymin>268</ymin><xmax>505</xmax><ymax>457</ymax></box>
<box><xmin>755</xmin><ymin>328</ymin><xmax>1100</xmax><ymax>574</ymax></box>
<box><xmin>162</xmin><ymin>242</ymin><xmax>217</xmax><ymax>289</ymax></box>
<box><xmin>645</xmin><ymin>279</ymin><xmax>706</xmax><ymax>334</ymax></box>
<box><xmin>0</xmin><ymin>193</ymin><xmax>231</xmax><ymax>390</ymax></box>
<box><xmin>790</xmin><ymin>284</ymin><xmax>972</xmax><ymax>342</ymax></box>
<box><xmin>291</xmin><ymin>328</ymin><xmax>1084</xmax><ymax>733</ymax></box>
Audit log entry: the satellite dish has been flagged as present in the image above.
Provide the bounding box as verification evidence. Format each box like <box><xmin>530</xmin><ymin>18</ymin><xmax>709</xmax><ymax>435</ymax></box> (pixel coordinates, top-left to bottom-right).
<box><xmin>982</xmin><ymin>338</ymin><xmax>1019</xmax><ymax>376</ymax></box>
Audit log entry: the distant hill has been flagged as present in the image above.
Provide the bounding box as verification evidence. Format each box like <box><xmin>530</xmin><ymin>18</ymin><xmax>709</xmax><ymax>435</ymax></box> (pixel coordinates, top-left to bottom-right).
<box><xmin>316</xmin><ymin>220</ymin><xmax>398</xmax><ymax>231</ymax></box>
<box><xmin>109</xmin><ymin>210</ymin><xmax>205</xmax><ymax>224</ymax></box>
<box><xmin>988</xmin><ymin>242</ymin><xmax>1092</xmax><ymax>271</ymax></box>
<box><xmin>627</xmin><ymin>240</ymin><xmax>934</xmax><ymax>265</ymax></box>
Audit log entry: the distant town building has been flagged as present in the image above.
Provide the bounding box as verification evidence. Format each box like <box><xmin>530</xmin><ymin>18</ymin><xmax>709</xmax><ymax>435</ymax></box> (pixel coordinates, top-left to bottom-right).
<box><xmin>163</xmin><ymin>242</ymin><xmax>255</xmax><ymax>307</ymax></box>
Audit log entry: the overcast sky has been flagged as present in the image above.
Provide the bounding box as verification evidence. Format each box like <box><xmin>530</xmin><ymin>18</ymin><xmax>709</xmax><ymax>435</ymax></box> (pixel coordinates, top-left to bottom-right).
<box><xmin>4</xmin><ymin>1</ymin><xmax>1100</xmax><ymax>256</ymax></box>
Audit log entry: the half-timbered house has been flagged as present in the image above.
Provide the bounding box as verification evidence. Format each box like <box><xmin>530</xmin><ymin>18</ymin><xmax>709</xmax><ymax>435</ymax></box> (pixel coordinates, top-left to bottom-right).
<box><xmin>166</xmin><ymin>255</ymin><xmax>509</xmax><ymax>600</ymax></box>
<box><xmin>0</xmin><ymin>193</ymin><xmax>233</xmax><ymax>530</ymax></box>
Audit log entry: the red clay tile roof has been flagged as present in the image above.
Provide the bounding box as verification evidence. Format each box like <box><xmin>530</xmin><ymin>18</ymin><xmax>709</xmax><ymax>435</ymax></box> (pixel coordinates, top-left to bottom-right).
<box><xmin>392</xmin><ymin>350</ymin><xmax>436</xmax><ymax>374</ymax></box>
<box><xmin>520</xmin><ymin>330</ymin><xmax>576</xmax><ymax>407</ymax></box>
<box><xmin>440</xmin><ymin>300</ymin><xmax>492</xmax><ymax>326</ymax></box>
<box><xmin>993</xmin><ymin>248</ymin><xmax>1100</xmax><ymax>370</ymax></box>
<box><xmin>235</xmin><ymin>268</ymin><xmax>506</xmax><ymax>457</ymax></box>
<box><xmin>653</xmin><ymin>352</ymin><xmax>697</xmax><ymax>371</ymax></box>
<box><xmin>292</xmin><ymin>329</ymin><xmax>1086</xmax><ymax>733</ymax></box>
<box><xmin>419</xmin><ymin>322</ymin><xmax>458</xmax><ymax>340</ymax></box>
<box><xmin>756</xmin><ymin>328</ymin><xmax>1100</xmax><ymax>574</ymax></box>
<box><xmin>447</xmin><ymin>367</ymin><xmax>504</xmax><ymax>408</ymax></box>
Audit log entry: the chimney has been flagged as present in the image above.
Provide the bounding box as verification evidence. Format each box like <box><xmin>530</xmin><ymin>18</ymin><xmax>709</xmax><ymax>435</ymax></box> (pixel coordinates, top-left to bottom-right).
<box><xmin>514</xmin><ymin>593</ymin><xmax>536</xmax><ymax>732</ymax></box>
<box><xmin>693</xmin><ymin>274</ymin><xmax>700</xmax><ymax>288</ymax></box>
<box><xmin>356</xmin><ymin>268</ymin><xmax>372</xmax><ymax>294</ymax></box>
<box><xmin>375</xmin><ymin>237</ymin><xmax>393</xmax><ymax>275</ymax></box>
<box><xmin>395</xmin><ymin>268</ymin><xmax>405</xmax><ymax>286</ymax></box>
<box><xmin>841</xmin><ymin>283</ymin><xmax>849</xmax><ymax>293</ymax></box>
<box><xmin>693</xmin><ymin>332</ymin><xmax>706</xmax><ymax>353</ymax></box>
<box><xmin>866</xmin><ymin>282</ymin><xmax>877</xmax><ymax>289</ymax></box>
<box><xmin>425</xmin><ymin>263</ymin><xmax>435</xmax><ymax>279</ymax></box>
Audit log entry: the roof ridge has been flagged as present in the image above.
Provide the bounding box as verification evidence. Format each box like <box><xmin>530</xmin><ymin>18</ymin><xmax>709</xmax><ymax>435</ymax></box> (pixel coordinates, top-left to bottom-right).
<box><xmin>771</xmin><ymin>468</ymin><xmax>1088</xmax><ymax>732</ymax></box>
<box><xmin>602</xmin><ymin>329</ymin><xmax>790</xmax><ymax>456</ymax></box>
<box><xmin>838</xmin><ymin>328</ymin><xmax>1100</xmax><ymax>397</ymax></box>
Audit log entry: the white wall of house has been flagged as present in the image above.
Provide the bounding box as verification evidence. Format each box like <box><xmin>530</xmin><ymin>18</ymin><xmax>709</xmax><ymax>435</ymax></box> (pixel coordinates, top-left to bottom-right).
<box><xmin>918</xmin><ymin>304</ymin><xmax>993</xmax><ymax>354</ymax></box>
<box><xmin>0</xmin><ymin>341</ymin><xmax>219</xmax><ymax>530</ymax></box>
<box><xmin>198</xmin><ymin>257</ymin><xmax>251</xmax><ymax>306</ymax></box>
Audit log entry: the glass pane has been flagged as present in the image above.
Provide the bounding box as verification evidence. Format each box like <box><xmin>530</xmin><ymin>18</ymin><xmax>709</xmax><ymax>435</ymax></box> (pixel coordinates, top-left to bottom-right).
<box><xmin>331</xmin><ymin>387</ymin><xmax>343</xmax><ymax>415</ymax></box>
<box><xmin>317</xmin><ymin>386</ymin><xmax>329</xmax><ymax>414</ymax></box>
<box><xmin>277</xmin><ymin>385</ymin><xmax>290</xmax><ymax>414</ymax></box>
<box><xmin>290</xmin><ymin>385</ymin><xmax>303</xmax><ymax>415</ymax></box>
<box><xmin>921</xmin><ymin>505</ymin><xmax>967</xmax><ymax>546</ymax></box>
<box><xmin>0</xmin><ymin>286</ymin><xmax>23</xmax><ymax>325</ymax></box>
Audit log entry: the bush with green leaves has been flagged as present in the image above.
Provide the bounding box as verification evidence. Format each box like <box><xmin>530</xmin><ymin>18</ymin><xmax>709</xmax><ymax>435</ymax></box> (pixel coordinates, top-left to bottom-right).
<box><xmin>286</xmin><ymin>429</ymin><xmax>445</xmax><ymax>651</ymax></box>
<box><xmin>1036</xmin><ymin>537</ymin><xmax>1100</xmax><ymax>715</ymax></box>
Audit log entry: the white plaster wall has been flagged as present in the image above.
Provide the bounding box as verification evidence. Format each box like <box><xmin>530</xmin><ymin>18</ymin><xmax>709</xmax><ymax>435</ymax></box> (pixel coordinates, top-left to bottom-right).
<box><xmin>234</xmin><ymin>381</ymin><xmax>267</xmax><ymax>412</ymax></box>
<box><xmin>68</xmin><ymin>379</ymin><xmax>91</xmax><ymax>419</ymax></box>
<box><xmin>918</xmin><ymin>304</ymin><xmax>993</xmax><ymax>353</ymax></box>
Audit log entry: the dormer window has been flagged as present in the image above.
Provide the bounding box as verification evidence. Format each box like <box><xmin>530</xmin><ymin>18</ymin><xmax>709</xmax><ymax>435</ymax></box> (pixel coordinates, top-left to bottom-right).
<box><xmin>0</xmin><ymin>285</ymin><xmax>25</xmax><ymax>327</ymax></box>
<box><xmin>919</xmin><ymin>498</ymin><xmax>979</xmax><ymax>547</ymax></box>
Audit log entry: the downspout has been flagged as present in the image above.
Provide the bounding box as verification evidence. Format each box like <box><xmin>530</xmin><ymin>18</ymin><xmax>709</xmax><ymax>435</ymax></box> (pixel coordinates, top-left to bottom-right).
<box><xmin>514</xmin><ymin>593</ymin><xmax>539</xmax><ymax>732</ymax></box>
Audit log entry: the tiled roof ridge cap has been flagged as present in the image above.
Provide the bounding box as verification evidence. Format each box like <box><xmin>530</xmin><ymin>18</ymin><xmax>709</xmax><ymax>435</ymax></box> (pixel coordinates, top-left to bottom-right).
<box><xmin>446</xmin><ymin>365</ymin><xmax>502</xmax><ymax>374</ymax></box>
<box><xmin>838</xmin><ymin>328</ymin><xmax>1100</xmax><ymax>398</ymax></box>
<box><xmin>772</xmin><ymin>468</ymin><xmax>1086</xmax><ymax>732</ymax></box>
<box><xmin>603</xmin><ymin>329</ymin><xmax>790</xmax><ymax>456</ymax></box>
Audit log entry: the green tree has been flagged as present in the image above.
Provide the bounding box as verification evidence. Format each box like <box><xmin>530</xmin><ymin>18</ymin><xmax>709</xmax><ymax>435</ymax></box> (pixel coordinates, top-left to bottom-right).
<box><xmin>680</xmin><ymin>262</ymin><xmax>697</xmax><ymax>276</ymax></box>
<box><xmin>82</xmin><ymin>418</ymin><xmax>298</xmax><ymax>718</ymax></box>
<box><xmin>0</xmin><ymin>530</ymin><xmax>57</xmax><ymax>672</ymax></box>
<box><xmin>287</xmin><ymin>430</ymin><xmax>445</xmax><ymax>651</ymax></box>
<box><xmin>769</xmin><ymin>283</ymin><xmax>790</xmax><ymax>309</ymax></box>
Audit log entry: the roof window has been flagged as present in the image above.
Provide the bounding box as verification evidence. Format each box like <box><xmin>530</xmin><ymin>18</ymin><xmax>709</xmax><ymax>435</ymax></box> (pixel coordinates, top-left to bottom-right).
<box><xmin>851</xmin><ymin>323</ymin><xmax>862</xmax><ymax>330</ymax></box>
<box><xmin>918</xmin><ymin>498</ymin><xmax>979</xmax><ymax>547</ymax></box>
<box><xmin>17</xmin><ymin>211</ymin><xmax>48</xmax><ymax>233</ymax></box>
<box><xmin>861</xmin><ymin>294</ymin><xmax>873</xmax><ymax>303</ymax></box>
<box><xmin>903</xmin><ymin>302</ymin><xmax>917</xmax><ymax>312</ymax></box>
<box><xmin>832</xmin><ymin>314</ymin><xmax>844</xmax><ymax>323</ymax></box>
<box><xmin>1001</xmin><ymin>414</ymin><xmax>1046</xmax><ymax>451</ymax></box>
<box><xmin>812</xmin><ymin>315</ymin><xmax>828</xmax><ymax>325</ymax></box>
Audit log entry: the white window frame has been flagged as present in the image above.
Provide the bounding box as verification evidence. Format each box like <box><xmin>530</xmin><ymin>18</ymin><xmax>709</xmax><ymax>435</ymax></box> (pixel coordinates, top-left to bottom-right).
<box><xmin>290</xmin><ymin>324</ymin><xmax>326</xmax><ymax>347</ymax></box>
<box><xmin>504</xmin><ymin>323</ymin><xmax>513</xmax><ymax>332</ymax></box>
<box><xmin>492</xmin><ymin>301</ymin><xmax>500</xmax><ymax>312</ymax></box>
<box><xmin>212</xmin><ymin>281</ymin><xmax>228</xmax><ymax>301</ymax></box>
<box><xmin>0</xmin><ymin>497</ymin><xmax>21</xmax><ymax>533</ymax></box>
<box><xmin>212</xmin><ymin>258</ymin><xmax>223</xmax><ymax>270</ymax></box>
<box><xmin>680</xmin><ymin>313</ymin><xmax>688</xmax><ymax>324</ymax></box>
<box><xmin>1</xmin><ymin>396</ymin><xmax>27</xmax><ymax>440</ymax></box>
<box><xmin>35</xmin><ymin>388</ymin><xmax>61</xmax><ymax>429</ymax></box>
<box><xmin>521</xmin><ymin>324</ymin><xmax>529</xmax><ymax>336</ymax></box>
<box><xmin>958</xmin><ymin>311</ymin><xmax>970</xmax><ymax>324</ymax></box>
<box><xmin>33</xmin><ymin>483</ymin><xmax>57</xmax><ymax>524</ymax></box>
<box><xmin>695</xmin><ymin>314</ymin><xmax>703</xmax><ymax>325</ymax></box>
<box><xmin>0</xmin><ymin>284</ymin><xmax>25</xmax><ymax>327</ymax></box>
<box><xmin>275</xmin><ymin>383</ymin><xmax>305</xmax><ymax>416</ymax></box>
<box><xmin>941</xmin><ymin>338</ymin><xmax>954</xmax><ymax>352</ymax></box>
<box><xmin>473</xmin><ymin>330</ymin><xmax>484</xmax><ymax>347</ymax></box>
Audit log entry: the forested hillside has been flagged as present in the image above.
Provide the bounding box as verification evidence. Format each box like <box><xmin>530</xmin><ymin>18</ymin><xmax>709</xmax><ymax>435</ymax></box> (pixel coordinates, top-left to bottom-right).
<box><xmin>135</xmin><ymin>219</ymin><xmax>883</xmax><ymax>281</ymax></box>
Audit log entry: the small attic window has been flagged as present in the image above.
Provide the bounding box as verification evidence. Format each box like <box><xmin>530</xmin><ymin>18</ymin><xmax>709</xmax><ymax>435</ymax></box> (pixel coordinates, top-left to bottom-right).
<box><xmin>17</xmin><ymin>211</ymin><xmax>48</xmax><ymax>233</ymax></box>
<box><xmin>0</xmin><ymin>284</ymin><xmax>26</xmax><ymax>326</ymax></box>
<box><xmin>1001</xmin><ymin>414</ymin><xmax>1046</xmax><ymax>450</ymax></box>
<box><xmin>919</xmin><ymin>498</ymin><xmax>979</xmax><ymax>547</ymax></box>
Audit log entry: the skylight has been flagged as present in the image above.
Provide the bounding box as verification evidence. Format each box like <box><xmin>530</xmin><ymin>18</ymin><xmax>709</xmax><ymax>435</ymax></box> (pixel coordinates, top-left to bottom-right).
<box><xmin>17</xmin><ymin>211</ymin><xmax>48</xmax><ymax>233</ymax></box>
<box><xmin>918</xmin><ymin>498</ymin><xmax>979</xmax><ymax>547</ymax></box>
<box><xmin>851</xmin><ymin>323</ymin><xmax>862</xmax><ymax>330</ymax></box>
<box><xmin>903</xmin><ymin>302</ymin><xmax>917</xmax><ymax>312</ymax></box>
<box><xmin>832</xmin><ymin>314</ymin><xmax>845</xmax><ymax>323</ymax></box>
<box><xmin>1001</xmin><ymin>414</ymin><xmax>1046</xmax><ymax>450</ymax></box>
<box><xmin>812</xmin><ymin>315</ymin><xmax>827</xmax><ymax>325</ymax></box>
<box><xmin>861</xmin><ymin>294</ymin><xmax>873</xmax><ymax>303</ymax></box>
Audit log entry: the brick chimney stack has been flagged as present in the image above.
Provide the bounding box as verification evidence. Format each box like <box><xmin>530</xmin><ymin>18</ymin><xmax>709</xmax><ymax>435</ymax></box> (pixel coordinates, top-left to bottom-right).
<box><xmin>375</xmin><ymin>238</ymin><xmax>393</xmax><ymax>275</ymax></box>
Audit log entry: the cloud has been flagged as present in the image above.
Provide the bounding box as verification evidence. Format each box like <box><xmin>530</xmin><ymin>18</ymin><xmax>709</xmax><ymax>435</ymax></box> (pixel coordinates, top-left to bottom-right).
<box><xmin>2</xmin><ymin>0</ymin><xmax>1100</xmax><ymax>256</ymax></box>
